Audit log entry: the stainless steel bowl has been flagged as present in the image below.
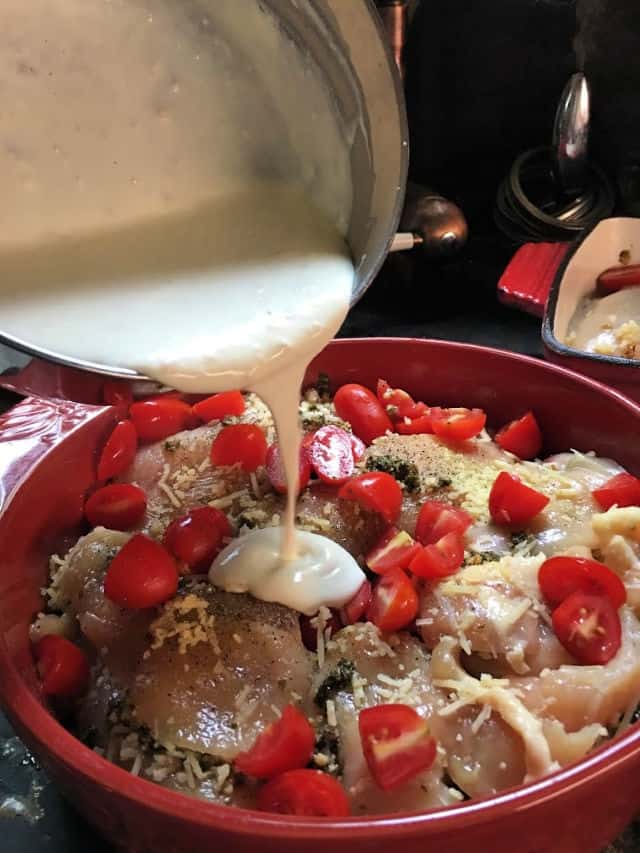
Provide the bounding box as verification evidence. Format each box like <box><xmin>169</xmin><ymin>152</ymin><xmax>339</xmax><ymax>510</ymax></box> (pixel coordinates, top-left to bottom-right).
<box><xmin>0</xmin><ymin>0</ymin><xmax>407</xmax><ymax>402</ymax></box>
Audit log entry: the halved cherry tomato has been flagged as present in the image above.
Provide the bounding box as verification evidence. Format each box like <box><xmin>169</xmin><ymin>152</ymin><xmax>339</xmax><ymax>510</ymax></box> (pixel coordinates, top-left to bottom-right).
<box><xmin>192</xmin><ymin>390</ymin><xmax>245</xmax><ymax>423</ymax></box>
<box><xmin>415</xmin><ymin>500</ymin><xmax>473</xmax><ymax>546</ymax></box>
<box><xmin>299</xmin><ymin>611</ymin><xmax>341</xmax><ymax>652</ymax></box>
<box><xmin>163</xmin><ymin>507</ymin><xmax>231</xmax><ymax>573</ymax></box>
<box><xmin>102</xmin><ymin>380</ymin><xmax>133</xmax><ymax>411</ymax></box>
<box><xmin>408</xmin><ymin>532</ymin><xmax>465</xmax><ymax>580</ymax></box>
<box><xmin>308</xmin><ymin>426</ymin><xmax>354</xmax><ymax>485</ymax></box>
<box><xmin>552</xmin><ymin>591</ymin><xmax>622</xmax><ymax>665</ymax></box>
<box><xmin>366</xmin><ymin>528</ymin><xmax>421</xmax><ymax>574</ymax></box>
<box><xmin>84</xmin><ymin>483</ymin><xmax>146</xmax><ymax>530</ymax></box>
<box><xmin>339</xmin><ymin>580</ymin><xmax>372</xmax><ymax>625</ymax></box>
<box><xmin>265</xmin><ymin>442</ymin><xmax>311</xmax><ymax>495</ymax></box>
<box><xmin>97</xmin><ymin>419</ymin><xmax>137</xmax><ymax>481</ymax></box>
<box><xmin>538</xmin><ymin>556</ymin><xmax>626</xmax><ymax>609</ymax></box>
<box><xmin>104</xmin><ymin>533</ymin><xmax>178</xmax><ymax>609</ymax></box>
<box><xmin>366</xmin><ymin>568</ymin><xmax>419</xmax><ymax>632</ymax></box>
<box><xmin>489</xmin><ymin>471</ymin><xmax>549</xmax><ymax>526</ymax></box>
<box><xmin>495</xmin><ymin>411</ymin><xmax>542</xmax><ymax>460</ymax></box>
<box><xmin>395</xmin><ymin>413</ymin><xmax>435</xmax><ymax>435</ymax></box>
<box><xmin>129</xmin><ymin>398</ymin><xmax>194</xmax><ymax>443</ymax></box>
<box><xmin>234</xmin><ymin>705</ymin><xmax>315</xmax><ymax>779</ymax></box>
<box><xmin>333</xmin><ymin>383</ymin><xmax>393</xmax><ymax>445</ymax></box>
<box><xmin>358</xmin><ymin>704</ymin><xmax>437</xmax><ymax>792</ymax></box>
<box><xmin>431</xmin><ymin>407</ymin><xmax>487</xmax><ymax>441</ymax></box>
<box><xmin>376</xmin><ymin>379</ymin><xmax>426</xmax><ymax>421</ymax></box>
<box><xmin>303</xmin><ymin>429</ymin><xmax>364</xmax><ymax>465</ymax></box>
<box><xmin>350</xmin><ymin>433</ymin><xmax>366</xmax><ymax>463</ymax></box>
<box><xmin>301</xmin><ymin>431</ymin><xmax>317</xmax><ymax>451</ymax></box>
<box><xmin>338</xmin><ymin>472</ymin><xmax>402</xmax><ymax>525</ymax></box>
<box><xmin>210</xmin><ymin>424</ymin><xmax>267</xmax><ymax>471</ymax></box>
<box><xmin>257</xmin><ymin>769</ymin><xmax>350</xmax><ymax>817</ymax></box>
<box><xmin>33</xmin><ymin>635</ymin><xmax>90</xmax><ymax>698</ymax></box>
<box><xmin>592</xmin><ymin>472</ymin><xmax>640</xmax><ymax>510</ymax></box>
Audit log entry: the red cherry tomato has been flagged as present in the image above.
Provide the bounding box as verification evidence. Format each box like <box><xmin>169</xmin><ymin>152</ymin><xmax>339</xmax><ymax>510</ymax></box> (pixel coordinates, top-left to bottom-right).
<box><xmin>376</xmin><ymin>379</ymin><xmax>426</xmax><ymax>421</ymax></box>
<box><xmin>592</xmin><ymin>472</ymin><xmax>640</xmax><ymax>510</ymax></box>
<box><xmin>84</xmin><ymin>483</ymin><xmax>146</xmax><ymax>530</ymax></box>
<box><xmin>265</xmin><ymin>442</ymin><xmax>311</xmax><ymax>495</ymax></box>
<box><xmin>338</xmin><ymin>471</ymin><xmax>402</xmax><ymax>525</ymax></box>
<box><xmin>538</xmin><ymin>556</ymin><xmax>626</xmax><ymax>609</ymax></box>
<box><xmin>104</xmin><ymin>534</ymin><xmax>178</xmax><ymax>609</ymax></box>
<box><xmin>308</xmin><ymin>426</ymin><xmax>355</xmax><ymax>485</ymax></box>
<box><xmin>339</xmin><ymin>580</ymin><xmax>372</xmax><ymax>625</ymax></box>
<box><xmin>366</xmin><ymin>528</ymin><xmax>421</xmax><ymax>575</ymax></box>
<box><xmin>431</xmin><ymin>407</ymin><xmax>487</xmax><ymax>441</ymax></box>
<box><xmin>303</xmin><ymin>429</ymin><xmax>364</xmax><ymax>465</ymax></box>
<box><xmin>415</xmin><ymin>500</ymin><xmax>473</xmax><ymax>546</ymax></box>
<box><xmin>97</xmin><ymin>419</ymin><xmax>137</xmax><ymax>481</ymax></box>
<box><xmin>333</xmin><ymin>383</ymin><xmax>393</xmax><ymax>445</ymax></box>
<box><xmin>163</xmin><ymin>507</ymin><xmax>231</xmax><ymax>573</ymax></box>
<box><xmin>257</xmin><ymin>769</ymin><xmax>350</xmax><ymax>817</ymax></box>
<box><xmin>409</xmin><ymin>532</ymin><xmax>465</xmax><ymax>580</ymax></box>
<box><xmin>299</xmin><ymin>611</ymin><xmax>341</xmax><ymax>652</ymax></box>
<box><xmin>192</xmin><ymin>390</ymin><xmax>245</xmax><ymax>423</ymax></box>
<box><xmin>358</xmin><ymin>704</ymin><xmax>437</xmax><ymax>792</ymax></box>
<box><xmin>552</xmin><ymin>591</ymin><xmax>622</xmax><ymax>665</ymax></box>
<box><xmin>33</xmin><ymin>635</ymin><xmax>90</xmax><ymax>698</ymax></box>
<box><xmin>102</xmin><ymin>380</ymin><xmax>133</xmax><ymax>411</ymax></box>
<box><xmin>495</xmin><ymin>411</ymin><xmax>543</xmax><ymax>460</ymax></box>
<box><xmin>489</xmin><ymin>471</ymin><xmax>549</xmax><ymax>526</ymax></box>
<box><xmin>349</xmin><ymin>433</ymin><xmax>366</xmax><ymax>462</ymax></box>
<box><xmin>234</xmin><ymin>705</ymin><xmax>315</xmax><ymax>779</ymax></box>
<box><xmin>210</xmin><ymin>424</ymin><xmax>268</xmax><ymax>472</ymax></box>
<box><xmin>129</xmin><ymin>398</ymin><xmax>194</xmax><ymax>443</ymax></box>
<box><xmin>366</xmin><ymin>568</ymin><xmax>419</xmax><ymax>632</ymax></box>
<box><xmin>395</xmin><ymin>413</ymin><xmax>435</xmax><ymax>435</ymax></box>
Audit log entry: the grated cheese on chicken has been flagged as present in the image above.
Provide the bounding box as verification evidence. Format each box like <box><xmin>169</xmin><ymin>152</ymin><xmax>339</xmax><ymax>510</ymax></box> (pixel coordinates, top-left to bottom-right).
<box><xmin>150</xmin><ymin>594</ymin><xmax>220</xmax><ymax>655</ymax></box>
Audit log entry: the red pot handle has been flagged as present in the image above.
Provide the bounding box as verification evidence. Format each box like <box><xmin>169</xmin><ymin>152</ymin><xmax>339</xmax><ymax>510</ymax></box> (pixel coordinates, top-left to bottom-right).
<box><xmin>497</xmin><ymin>241</ymin><xmax>572</xmax><ymax>317</ymax></box>
<box><xmin>0</xmin><ymin>397</ymin><xmax>105</xmax><ymax>500</ymax></box>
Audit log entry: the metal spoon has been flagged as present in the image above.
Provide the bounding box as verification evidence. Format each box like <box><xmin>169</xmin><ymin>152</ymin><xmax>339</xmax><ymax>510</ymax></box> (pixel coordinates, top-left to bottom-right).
<box><xmin>552</xmin><ymin>72</ymin><xmax>590</xmax><ymax>197</ymax></box>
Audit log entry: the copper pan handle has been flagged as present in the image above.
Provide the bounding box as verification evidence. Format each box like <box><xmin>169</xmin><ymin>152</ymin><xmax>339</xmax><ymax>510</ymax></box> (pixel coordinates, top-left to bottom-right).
<box><xmin>375</xmin><ymin>1</ymin><xmax>469</xmax><ymax>258</ymax></box>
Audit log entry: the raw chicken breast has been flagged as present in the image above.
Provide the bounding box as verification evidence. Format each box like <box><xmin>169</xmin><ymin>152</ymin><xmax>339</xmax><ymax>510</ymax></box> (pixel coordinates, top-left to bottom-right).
<box><xmin>529</xmin><ymin>452</ymin><xmax>623</xmax><ymax>555</ymax></box>
<box><xmin>513</xmin><ymin>607</ymin><xmax>640</xmax><ymax>732</ymax></box>
<box><xmin>428</xmin><ymin>638</ymin><xmax>599</xmax><ymax>795</ymax></box>
<box><xmin>131</xmin><ymin>584</ymin><xmax>313</xmax><ymax>760</ymax></box>
<box><xmin>419</xmin><ymin>553</ymin><xmax>574</xmax><ymax>677</ymax></box>
<box><xmin>313</xmin><ymin>623</ymin><xmax>459</xmax><ymax>814</ymax></box>
<box><xmin>123</xmin><ymin>394</ymin><xmax>275</xmax><ymax>538</ymax></box>
<box><xmin>50</xmin><ymin>527</ymin><xmax>152</xmax><ymax>682</ymax></box>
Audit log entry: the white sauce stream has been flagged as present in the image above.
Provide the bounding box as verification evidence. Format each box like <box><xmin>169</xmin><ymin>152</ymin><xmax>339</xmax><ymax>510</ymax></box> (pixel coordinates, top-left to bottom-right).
<box><xmin>0</xmin><ymin>0</ymin><xmax>365</xmax><ymax>613</ymax></box>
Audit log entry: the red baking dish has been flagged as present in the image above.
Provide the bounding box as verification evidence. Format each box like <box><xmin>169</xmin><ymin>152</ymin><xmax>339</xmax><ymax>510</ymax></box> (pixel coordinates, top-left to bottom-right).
<box><xmin>1</xmin><ymin>338</ymin><xmax>640</xmax><ymax>853</ymax></box>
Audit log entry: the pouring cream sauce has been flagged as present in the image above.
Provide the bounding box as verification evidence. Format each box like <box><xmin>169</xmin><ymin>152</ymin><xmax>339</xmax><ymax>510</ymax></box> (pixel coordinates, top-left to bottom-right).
<box><xmin>0</xmin><ymin>0</ymin><xmax>365</xmax><ymax>612</ymax></box>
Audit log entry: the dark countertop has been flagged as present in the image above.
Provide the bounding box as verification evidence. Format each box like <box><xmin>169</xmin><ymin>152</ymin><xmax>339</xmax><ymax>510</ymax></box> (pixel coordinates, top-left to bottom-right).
<box><xmin>0</xmin><ymin>258</ymin><xmax>637</xmax><ymax>851</ymax></box>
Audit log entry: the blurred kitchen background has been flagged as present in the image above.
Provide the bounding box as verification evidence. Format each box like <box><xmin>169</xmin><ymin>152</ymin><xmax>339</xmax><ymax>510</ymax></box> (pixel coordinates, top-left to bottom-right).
<box><xmin>343</xmin><ymin>0</ymin><xmax>640</xmax><ymax>353</ymax></box>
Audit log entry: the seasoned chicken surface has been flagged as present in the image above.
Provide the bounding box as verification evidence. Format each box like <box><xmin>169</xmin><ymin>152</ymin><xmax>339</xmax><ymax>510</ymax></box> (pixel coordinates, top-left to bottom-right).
<box><xmin>313</xmin><ymin>623</ymin><xmax>458</xmax><ymax>814</ymax></box>
<box><xmin>131</xmin><ymin>585</ymin><xmax>313</xmax><ymax>759</ymax></box>
<box><xmin>419</xmin><ymin>553</ymin><xmax>574</xmax><ymax>677</ymax></box>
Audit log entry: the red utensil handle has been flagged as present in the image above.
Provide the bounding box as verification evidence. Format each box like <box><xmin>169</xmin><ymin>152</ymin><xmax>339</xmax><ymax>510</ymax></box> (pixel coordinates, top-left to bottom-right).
<box><xmin>597</xmin><ymin>263</ymin><xmax>640</xmax><ymax>292</ymax></box>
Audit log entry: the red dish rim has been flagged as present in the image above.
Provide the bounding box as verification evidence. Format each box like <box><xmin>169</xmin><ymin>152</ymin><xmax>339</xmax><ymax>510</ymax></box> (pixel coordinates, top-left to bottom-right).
<box><xmin>1</xmin><ymin>337</ymin><xmax>640</xmax><ymax>839</ymax></box>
